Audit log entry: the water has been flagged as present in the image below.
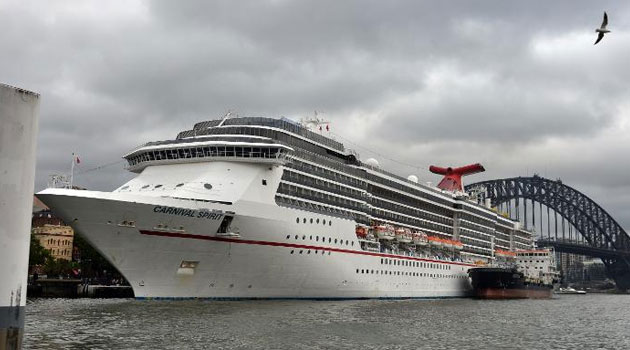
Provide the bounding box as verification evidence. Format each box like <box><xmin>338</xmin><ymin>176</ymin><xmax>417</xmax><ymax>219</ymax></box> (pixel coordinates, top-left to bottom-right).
<box><xmin>23</xmin><ymin>295</ymin><xmax>630</xmax><ymax>350</ymax></box>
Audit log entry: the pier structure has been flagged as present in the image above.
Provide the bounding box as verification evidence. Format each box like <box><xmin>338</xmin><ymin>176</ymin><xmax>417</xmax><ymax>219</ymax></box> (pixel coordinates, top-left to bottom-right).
<box><xmin>0</xmin><ymin>84</ymin><xmax>40</xmax><ymax>350</ymax></box>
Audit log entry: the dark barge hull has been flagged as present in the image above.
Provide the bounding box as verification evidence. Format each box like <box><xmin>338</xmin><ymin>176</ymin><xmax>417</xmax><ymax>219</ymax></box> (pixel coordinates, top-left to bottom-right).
<box><xmin>469</xmin><ymin>267</ymin><xmax>552</xmax><ymax>299</ymax></box>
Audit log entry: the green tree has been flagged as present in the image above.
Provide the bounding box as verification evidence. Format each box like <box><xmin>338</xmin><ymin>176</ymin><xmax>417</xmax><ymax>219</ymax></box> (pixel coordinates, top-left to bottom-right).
<box><xmin>29</xmin><ymin>234</ymin><xmax>51</xmax><ymax>266</ymax></box>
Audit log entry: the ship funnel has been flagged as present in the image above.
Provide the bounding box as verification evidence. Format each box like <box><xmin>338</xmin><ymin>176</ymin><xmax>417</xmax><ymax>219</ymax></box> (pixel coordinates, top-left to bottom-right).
<box><xmin>429</xmin><ymin>163</ymin><xmax>485</xmax><ymax>192</ymax></box>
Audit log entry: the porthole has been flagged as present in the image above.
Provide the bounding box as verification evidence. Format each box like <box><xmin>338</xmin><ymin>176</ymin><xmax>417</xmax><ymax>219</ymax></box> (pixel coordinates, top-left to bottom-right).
<box><xmin>302</xmin><ymin>235</ymin><xmax>306</xmax><ymax>240</ymax></box>
<box><xmin>334</xmin><ymin>239</ymin><xmax>337</xmax><ymax>244</ymax></box>
<box><xmin>290</xmin><ymin>250</ymin><xmax>294</xmax><ymax>254</ymax></box>
<box><xmin>154</xmin><ymin>184</ymin><xmax>163</xmax><ymax>188</ymax></box>
<box><xmin>316</xmin><ymin>236</ymin><xmax>319</xmax><ymax>241</ymax></box>
<box><xmin>303</xmin><ymin>218</ymin><xmax>306</xmax><ymax>223</ymax></box>
<box><xmin>345</xmin><ymin>240</ymin><xmax>349</xmax><ymax>245</ymax></box>
<box><xmin>307</xmin><ymin>250</ymin><xmax>311</xmax><ymax>254</ymax></box>
<box><xmin>299</xmin><ymin>250</ymin><xmax>303</xmax><ymax>254</ymax></box>
<box><xmin>295</xmin><ymin>235</ymin><xmax>298</xmax><ymax>239</ymax></box>
<box><xmin>316</xmin><ymin>218</ymin><xmax>320</xmax><ymax>224</ymax></box>
<box><xmin>176</xmin><ymin>183</ymin><xmax>184</xmax><ymax>187</ymax></box>
<box><xmin>329</xmin><ymin>221</ymin><xmax>332</xmax><ymax>226</ymax></box>
<box><xmin>141</xmin><ymin>185</ymin><xmax>150</xmax><ymax>189</ymax></box>
<box><xmin>309</xmin><ymin>235</ymin><xmax>313</xmax><ymax>240</ymax></box>
<box><xmin>286</xmin><ymin>235</ymin><xmax>290</xmax><ymax>239</ymax></box>
<box><xmin>296</xmin><ymin>218</ymin><xmax>299</xmax><ymax>223</ymax></box>
<box><xmin>322</xmin><ymin>220</ymin><xmax>326</xmax><ymax>225</ymax></box>
<box><xmin>310</xmin><ymin>218</ymin><xmax>313</xmax><ymax>224</ymax></box>
<box><xmin>351</xmin><ymin>242</ymin><xmax>354</xmax><ymax>246</ymax></box>
<box><xmin>203</xmin><ymin>183</ymin><xmax>213</xmax><ymax>190</ymax></box>
<box><xmin>328</xmin><ymin>238</ymin><xmax>332</xmax><ymax>243</ymax></box>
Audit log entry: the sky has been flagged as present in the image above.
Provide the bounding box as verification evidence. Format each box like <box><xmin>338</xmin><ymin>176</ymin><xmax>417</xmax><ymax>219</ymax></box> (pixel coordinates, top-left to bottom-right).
<box><xmin>2</xmin><ymin>0</ymin><xmax>630</xmax><ymax>230</ymax></box>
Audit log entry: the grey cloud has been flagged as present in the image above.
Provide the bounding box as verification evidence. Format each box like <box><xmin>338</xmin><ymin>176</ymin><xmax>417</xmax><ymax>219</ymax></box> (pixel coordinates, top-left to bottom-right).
<box><xmin>1</xmin><ymin>0</ymin><xmax>629</xmax><ymax>228</ymax></box>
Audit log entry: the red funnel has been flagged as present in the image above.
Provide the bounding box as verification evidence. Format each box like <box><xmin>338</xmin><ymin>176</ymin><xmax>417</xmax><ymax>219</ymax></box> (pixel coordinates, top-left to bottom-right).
<box><xmin>429</xmin><ymin>163</ymin><xmax>485</xmax><ymax>191</ymax></box>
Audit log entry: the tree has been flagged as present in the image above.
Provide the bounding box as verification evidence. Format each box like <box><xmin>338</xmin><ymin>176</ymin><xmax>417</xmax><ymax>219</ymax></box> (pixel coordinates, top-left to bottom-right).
<box><xmin>29</xmin><ymin>234</ymin><xmax>51</xmax><ymax>266</ymax></box>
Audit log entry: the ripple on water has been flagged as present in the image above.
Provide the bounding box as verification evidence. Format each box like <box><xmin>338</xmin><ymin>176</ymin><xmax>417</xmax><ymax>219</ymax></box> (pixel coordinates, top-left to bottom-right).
<box><xmin>23</xmin><ymin>295</ymin><xmax>630</xmax><ymax>350</ymax></box>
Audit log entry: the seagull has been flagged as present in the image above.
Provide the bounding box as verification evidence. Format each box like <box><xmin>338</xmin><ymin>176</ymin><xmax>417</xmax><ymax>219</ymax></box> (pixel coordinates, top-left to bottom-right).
<box><xmin>594</xmin><ymin>12</ymin><xmax>610</xmax><ymax>45</ymax></box>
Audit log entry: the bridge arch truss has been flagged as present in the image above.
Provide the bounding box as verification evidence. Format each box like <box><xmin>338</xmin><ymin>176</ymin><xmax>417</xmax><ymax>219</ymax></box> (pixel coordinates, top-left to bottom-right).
<box><xmin>465</xmin><ymin>176</ymin><xmax>630</xmax><ymax>290</ymax></box>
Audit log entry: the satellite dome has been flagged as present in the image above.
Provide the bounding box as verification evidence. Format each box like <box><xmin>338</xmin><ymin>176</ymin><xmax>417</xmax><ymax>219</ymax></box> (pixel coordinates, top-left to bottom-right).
<box><xmin>364</xmin><ymin>158</ymin><xmax>380</xmax><ymax>167</ymax></box>
<box><xmin>407</xmin><ymin>175</ymin><xmax>419</xmax><ymax>183</ymax></box>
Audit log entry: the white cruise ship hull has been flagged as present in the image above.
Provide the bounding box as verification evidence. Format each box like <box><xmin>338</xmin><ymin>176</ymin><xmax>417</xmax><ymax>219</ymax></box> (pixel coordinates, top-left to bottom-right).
<box><xmin>37</xmin><ymin>188</ymin><xmax>473</xmax><ymax>299</ymax></box>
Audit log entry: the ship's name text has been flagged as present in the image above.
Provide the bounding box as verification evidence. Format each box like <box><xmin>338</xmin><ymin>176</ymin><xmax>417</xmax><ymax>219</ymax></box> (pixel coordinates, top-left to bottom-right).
<box><xmin>153</xmin><ymin>206</ymin><xmax>224</xmax><ymax>220</ymax></box>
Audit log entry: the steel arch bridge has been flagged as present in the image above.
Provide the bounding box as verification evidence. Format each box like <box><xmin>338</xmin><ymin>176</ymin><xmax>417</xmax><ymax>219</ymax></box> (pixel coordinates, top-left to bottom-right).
<box><xmin>465</xmin><ymin>175</ymin><xmax>630</xmax><ymax>291</ymax></box>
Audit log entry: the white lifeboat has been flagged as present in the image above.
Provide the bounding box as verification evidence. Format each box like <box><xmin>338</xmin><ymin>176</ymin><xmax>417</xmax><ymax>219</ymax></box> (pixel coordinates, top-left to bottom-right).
<box><xmin>413</xmin><ymin>231</ymin><xmax>429</xmax><ymax>246</ymax></box>
<box><xmin>396</xmin><ymin>228</ymin><xmax>412</xmax><ymax>243</ymax></box>
<box><xmin>374</xmin><ymin>225</ymin><xmax>395</xmax><ymax>240</ymax></box>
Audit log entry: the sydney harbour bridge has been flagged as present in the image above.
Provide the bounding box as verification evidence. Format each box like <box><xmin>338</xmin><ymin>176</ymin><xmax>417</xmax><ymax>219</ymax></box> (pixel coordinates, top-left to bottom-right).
<box><xmin>465</xmin><ymin>175</ymin><xmax>630</xmax><ymax>291</ymax></box>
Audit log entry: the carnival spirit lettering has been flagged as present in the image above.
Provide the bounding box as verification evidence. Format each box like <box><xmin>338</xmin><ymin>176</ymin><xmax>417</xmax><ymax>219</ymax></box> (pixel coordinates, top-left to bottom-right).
<box><xmin>153</xmin><ymin>206</ymin><xmax>224</xmax><ymax>220</ymax></box>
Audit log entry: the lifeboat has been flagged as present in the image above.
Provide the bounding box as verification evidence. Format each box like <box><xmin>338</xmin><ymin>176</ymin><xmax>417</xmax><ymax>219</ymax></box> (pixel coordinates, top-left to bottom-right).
<box><xmin>395</xmin><ymin>228</ymin><xmax>412</xmax><ymax>243</ymax></box>
<box><xmin>412</xmin><ymin>231</ymin><xmax>429</xmax><ymax>246</ymax></box>
<box><xmin>355</xmin><ymin>225</ymin><xmax>368</xmax><ymax>238</ymax></box>
<box><xmin>495</xmin><ymin>249</ymin><xmax>516</xmax><ymax>257</ymax></box>
<box><xmin>373</xmin><ymin>225</ymin><xmax>395</xmax><ymax>240</ymax></box>
<box><xmin>442</xmin><ymin>239</ymin><xmax>453</xmax><ymax>249</ymax></box>
<box><xmin>452</xmin><ymin>240</ymin><xmax>464</xmax><ymax>250</ymax></box>
<box><xmin>428</xmin><ymin>236</ymin><xmax>442</xmax><ymax>247</ymax></box>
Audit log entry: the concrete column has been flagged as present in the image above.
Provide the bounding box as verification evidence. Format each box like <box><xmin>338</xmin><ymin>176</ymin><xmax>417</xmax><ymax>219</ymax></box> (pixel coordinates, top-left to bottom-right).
<box><xmin>0</xmin><ymin>83</ymin><xmax>40</xmax><ymax>350</ymax></box>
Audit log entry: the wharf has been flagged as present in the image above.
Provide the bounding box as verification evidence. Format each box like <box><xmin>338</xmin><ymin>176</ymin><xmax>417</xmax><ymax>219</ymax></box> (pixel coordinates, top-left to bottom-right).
<box><xmin>27</xmin><ymin>279</ymin><xmax>133</xmax><ymax>298</ymax></box>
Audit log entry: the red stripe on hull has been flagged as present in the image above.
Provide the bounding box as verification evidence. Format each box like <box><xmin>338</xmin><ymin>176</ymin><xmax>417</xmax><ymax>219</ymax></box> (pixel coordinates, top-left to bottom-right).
<box><xmin>138</xmin><ymin>230</ymin><xmax>475</xmax><ymax>267</ymax></box>
<box><xmin>474</xmin><ymin>288</ymin><xmax>552</xmax><ymax>299</ymax></box>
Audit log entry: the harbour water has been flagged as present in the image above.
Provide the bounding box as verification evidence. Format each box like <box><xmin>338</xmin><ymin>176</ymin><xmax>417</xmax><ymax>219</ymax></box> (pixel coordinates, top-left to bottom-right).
<box><xmin>24</xmin><ymin>294</ymin><xmax>629</xmax><ymax>349</ymax></box>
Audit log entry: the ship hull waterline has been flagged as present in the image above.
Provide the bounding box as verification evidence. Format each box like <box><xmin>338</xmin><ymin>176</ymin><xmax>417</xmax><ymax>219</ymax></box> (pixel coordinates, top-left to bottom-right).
<box><xmin>37</xmin><ymin>188</ymin><xmax>475</xmax><ymax>300</ymax></box>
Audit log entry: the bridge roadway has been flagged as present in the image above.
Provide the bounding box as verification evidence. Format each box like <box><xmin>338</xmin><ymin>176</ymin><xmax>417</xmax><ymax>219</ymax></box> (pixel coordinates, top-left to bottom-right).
<box><xmin>537</xmin><ymin>238</ymin><xmax>630</xmax><ymax>260</ymax></box>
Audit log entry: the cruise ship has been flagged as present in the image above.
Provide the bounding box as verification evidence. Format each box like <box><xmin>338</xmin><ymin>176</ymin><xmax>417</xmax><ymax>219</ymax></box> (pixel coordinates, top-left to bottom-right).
<box><xmin>37</xmin><ymin>116</ymin><xmax>534</xmax><ymax>299</ymax></box>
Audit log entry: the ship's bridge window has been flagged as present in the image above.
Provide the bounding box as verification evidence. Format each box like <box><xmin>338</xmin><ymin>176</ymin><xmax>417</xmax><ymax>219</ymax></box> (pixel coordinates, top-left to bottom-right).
<box><xmin>154</xmin><ymin>184</ymin><xmax>163</xmax><ymax>189</ymax></box>
<box><xmin>176</xmin><ymin>183</ymin><xmax>184</xmax><ymax>187</ymax></box>
<box><xmin>141</xmin><ymin>185</ymin><xmax>150</xmax><ymax>189</ymax></box>
<box><xmin>204</xmin><ymin>183</ymin><xmax>213</xmax><ymax>190</ymax></box>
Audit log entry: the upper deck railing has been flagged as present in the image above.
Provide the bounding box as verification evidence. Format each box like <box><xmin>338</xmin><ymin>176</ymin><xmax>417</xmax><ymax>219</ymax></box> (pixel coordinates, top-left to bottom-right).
<box><xmin>177</xmin><ymin>117</ymin><xmax>345</xmax><ymax>153</ymax></box>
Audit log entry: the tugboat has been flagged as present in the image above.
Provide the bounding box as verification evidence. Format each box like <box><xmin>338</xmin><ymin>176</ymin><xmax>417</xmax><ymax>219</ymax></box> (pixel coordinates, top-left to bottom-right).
<box><xmin>469</xmin><ymin>248</ymin><xmax>558</xmax><ymax>299</ymax></box>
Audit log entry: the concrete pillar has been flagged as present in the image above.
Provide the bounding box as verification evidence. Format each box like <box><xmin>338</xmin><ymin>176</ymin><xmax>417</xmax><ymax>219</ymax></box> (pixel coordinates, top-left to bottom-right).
<box><xmin>0</xmin><ymin>83</ymin><xmax>40</xmax><ymax>350</ymax></box>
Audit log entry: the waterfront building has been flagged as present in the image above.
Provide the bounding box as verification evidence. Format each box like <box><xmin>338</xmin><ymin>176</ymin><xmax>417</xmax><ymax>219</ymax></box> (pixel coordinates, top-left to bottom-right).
<box><xmin>31</xmin><ymin>204</ymin><xmax>75</xmax><ymax>262</ymax></box>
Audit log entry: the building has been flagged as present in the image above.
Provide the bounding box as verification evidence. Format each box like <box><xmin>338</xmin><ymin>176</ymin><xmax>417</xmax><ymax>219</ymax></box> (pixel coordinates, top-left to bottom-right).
<box><xmin>31</xmin><ymin>197</ymin><xmax>75</xmax><ymax>261</ymax></box>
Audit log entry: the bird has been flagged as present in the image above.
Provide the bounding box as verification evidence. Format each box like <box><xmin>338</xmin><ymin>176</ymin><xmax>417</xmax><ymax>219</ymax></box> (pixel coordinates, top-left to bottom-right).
<box><xmin>594</xmin><ymin>12</ymin><xmax>610</xmax><ymax>45</ymax></box>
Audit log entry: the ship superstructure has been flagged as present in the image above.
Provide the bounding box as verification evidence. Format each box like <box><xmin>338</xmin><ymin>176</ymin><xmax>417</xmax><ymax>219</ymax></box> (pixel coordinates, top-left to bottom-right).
<box><xmin>38</xmin><ymin>116</ymin><xmax>534</xmax><ymax>299</ymax></box>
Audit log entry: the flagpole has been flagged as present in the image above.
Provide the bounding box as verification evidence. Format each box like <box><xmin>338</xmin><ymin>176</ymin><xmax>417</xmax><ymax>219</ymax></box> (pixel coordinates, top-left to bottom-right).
<box><xmin>70</xmin><ymin>153</ymin><xmax>75</xmax><ymax>189</ymax></box>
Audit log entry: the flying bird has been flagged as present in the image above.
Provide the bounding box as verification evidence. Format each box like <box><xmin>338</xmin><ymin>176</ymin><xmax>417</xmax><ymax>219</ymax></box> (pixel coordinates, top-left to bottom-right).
<box><xmin>594</xmin><ymin>12</ymin><xmax>610</xmax><ymax>45</ymax></box>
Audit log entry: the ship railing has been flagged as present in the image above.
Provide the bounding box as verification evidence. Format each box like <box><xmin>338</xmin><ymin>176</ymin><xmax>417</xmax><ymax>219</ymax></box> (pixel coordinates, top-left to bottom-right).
<box><xmin>125</xmin><ymin>147</ymin><xmax>291</xmax><ymax>171</ymax></box>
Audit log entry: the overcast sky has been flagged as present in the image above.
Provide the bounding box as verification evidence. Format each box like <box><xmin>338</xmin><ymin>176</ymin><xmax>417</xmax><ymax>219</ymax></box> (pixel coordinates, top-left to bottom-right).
<box><xmin>2</xmin><ymin>0</ymin><xmax>630</xmax><ymax>230</ymax></box>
